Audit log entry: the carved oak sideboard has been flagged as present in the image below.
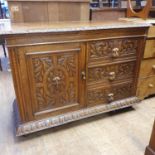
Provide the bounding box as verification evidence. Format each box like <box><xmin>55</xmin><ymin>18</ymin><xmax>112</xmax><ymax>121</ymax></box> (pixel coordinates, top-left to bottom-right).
<box><xmin>1</xmin><ymin>21</ymin><xmax>149</xmax><ymax>136</ymax></box>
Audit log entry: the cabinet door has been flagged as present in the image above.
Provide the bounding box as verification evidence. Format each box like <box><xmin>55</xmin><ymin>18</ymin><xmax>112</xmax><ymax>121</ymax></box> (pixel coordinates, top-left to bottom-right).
<box><xmin>23</xmin><ymin>44</ymin><xmax>86</xmax><ymax>119</ymax></box>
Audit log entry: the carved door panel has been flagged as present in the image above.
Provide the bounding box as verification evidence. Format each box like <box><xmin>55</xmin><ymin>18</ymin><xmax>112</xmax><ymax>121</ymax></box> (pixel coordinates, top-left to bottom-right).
<box><xmin>25</xmin><ymin>45</ymin><xmax>86</xmax><ymax>119</ymax></box>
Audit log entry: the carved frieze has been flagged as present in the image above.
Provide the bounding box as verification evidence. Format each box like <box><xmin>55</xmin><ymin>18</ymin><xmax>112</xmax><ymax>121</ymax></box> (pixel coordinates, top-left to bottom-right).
<box><xmin>14</xmin><ymin>97</ymin><xmax>141</xmax><ymax>136</ymax></box>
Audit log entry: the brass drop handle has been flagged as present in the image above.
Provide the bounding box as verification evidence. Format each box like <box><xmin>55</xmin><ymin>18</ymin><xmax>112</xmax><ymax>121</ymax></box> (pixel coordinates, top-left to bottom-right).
<box><xmin>109</xmin><ymin>72</ymin><xmax>116</xmax><ymax>81</ymax></box>
<box><xmin>152</xmin><ymin>65</ymin><xmax>155</xmax><ymax>70</ymax></box>
<box><xmin>112</xmin><ymin>48</ymin><xmax>119</xmax><ymax>58</ymax></box>
<box><xmin>148</xmin><ymin>83</ymin><xmax>154</xmax><ymax>88</ymax></box>
<box><xmin>81</xmin><ymin>71</ymin><xmax>86</xmax><ymax>80</ymax></box>
<box><xmin>107</xmin><ymin>93</ymin><xmax>114</xmax><ymax>102</ymax></box>
<box><xmin>53</xmin><ymin>76</ymin><xmax>61</xmax><ymax>87</ymax></box>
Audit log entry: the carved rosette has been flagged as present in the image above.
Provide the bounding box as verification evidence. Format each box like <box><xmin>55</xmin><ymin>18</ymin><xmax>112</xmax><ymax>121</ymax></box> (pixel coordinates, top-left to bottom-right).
<box><xmin>32</xmin><ymin>53</ymin><xmax>77</xmax><ymax>112</ymax></box>
<box><xmin>88</xmin><ymin>39</ymin><xmax>138</xmax><ymax>61</ymax></box>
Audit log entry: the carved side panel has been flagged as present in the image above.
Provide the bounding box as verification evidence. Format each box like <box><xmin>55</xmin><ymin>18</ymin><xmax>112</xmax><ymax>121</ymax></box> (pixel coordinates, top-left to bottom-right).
<box><xmin>29</xmin><ymin>51</ymin><xmax>79</xmax><ymax>113</ymax></box>
<box><xmin>88</xmin><ymin>61</ymin><xmax>136</xmax><ymax>83</ymax></box>
<box><xmin>87</xmin><ymin>83</ymin><xmax>133</xmax><ymax>105</ymax></box>
<box><xmin>88</xmin><ymin>39</ymin><xmax>138</xmax><ymax>62</ymax></box>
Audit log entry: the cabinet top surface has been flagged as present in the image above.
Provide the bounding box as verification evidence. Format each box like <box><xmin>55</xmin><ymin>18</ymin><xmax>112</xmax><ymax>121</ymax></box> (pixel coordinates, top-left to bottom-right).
<box><xmin>0</xmin><ymin>20</ymin><xmax>150</xmax><ymax>35</ymax></box>
<box><xmin>120</xmin><ymin>18</ymin><xmax>155</xmax><ymax>25</ymax></box>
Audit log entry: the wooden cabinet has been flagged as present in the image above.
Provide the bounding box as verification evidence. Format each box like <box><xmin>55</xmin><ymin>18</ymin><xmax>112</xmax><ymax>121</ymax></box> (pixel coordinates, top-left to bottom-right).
<box><xmin>5</xmin><ymin>22</ymin><xmax>148</xmax><ymax>136</ymax></box>
<box><xmin>137</xmin><ymin>26</ymin><xmax>155</xmax><ymax>99</ymax></box>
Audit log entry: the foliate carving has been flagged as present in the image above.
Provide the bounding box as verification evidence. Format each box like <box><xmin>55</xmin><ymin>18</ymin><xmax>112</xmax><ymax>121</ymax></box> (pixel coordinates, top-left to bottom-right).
<box><xmin>88</xmin><ymin>83</ymin><xmax>133</xmax><ymax>105</ymax></box>
<box><xmin>88</xmin><ymin>61</ymin><xmax>135</xmax><ymax>82</ymax></box>
<box><xmin>68</xmin><ymin>82</ymin><xmax>76</xmax><ymax>103</ymax></box>
<box><xmin>32</xmin><ymin>53</ymin><xmax>77</xmax><ymax>112</ymax></box>
<box><xmin>88</xmin><ymin>89</ymin><xmax>106</xmax><ymax>105</ymax></box>
<box><xmin>33</xmin><ymin>57</ymin><xmax>53</xmax><ymax>83</ymax></box>
<box><xmin>88</xmin><ymin>39</ymin><xmax>138</xmax><ymax>61</ymax></box>
<box><xmin>57</xmin><ymin>54</ymin><xmax>76</xmax><ymax>77</ymax></box>
<box><xmin>14</xmin><ymin>97</ymin><xmax>141</xmax><ymax>136</ymax></box>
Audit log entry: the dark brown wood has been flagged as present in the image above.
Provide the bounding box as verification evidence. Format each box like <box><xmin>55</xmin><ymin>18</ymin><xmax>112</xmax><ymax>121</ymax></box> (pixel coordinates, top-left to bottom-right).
<box><xmin>145</xmin><ymin>120</ymin><xmax>155</xmax><ymax>155</ymax></box>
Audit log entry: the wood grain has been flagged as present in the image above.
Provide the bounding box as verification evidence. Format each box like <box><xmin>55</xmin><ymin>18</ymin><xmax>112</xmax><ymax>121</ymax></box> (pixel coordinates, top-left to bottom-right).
<box><xmin>144</xmin><ymin>40</ymin><xmax>155</xmax><ymax>58</ymax></box>
<box><xmin>7</xmin><ymin>0</ymin><xmax>90</xmax><ymax>23</ymax></box>
<box><xmin>148</xmin><ymin>26</ymin><xmax>155</xmax><ymax>38</ymax></box>
<box><xmin>137</xmin><ymin>25</ymin><xmax>155</xmax><ymax>99</ymax></box>
<box><xmin>139</xmin><ymin>59</ymin><xmax>155</xmax><ymax>78</ymax></box>
<box><xmin>8</xmin><ymin>2</ymin><xmax>24</xmax><ymax>23</ymax></box>
<box><xmin>91</xmin><ymin>9</ymin><xmax>126</xmax><ymax>21</ymax></box>
<box><xmin>22</xmin><ymin>2</ymin><xmax>48</xmax><ymax>22</ymax></box>
<box><xmin>137</xmin><ymin>76</ymin><xmax>155</xmax><ymax>99</ymax></box>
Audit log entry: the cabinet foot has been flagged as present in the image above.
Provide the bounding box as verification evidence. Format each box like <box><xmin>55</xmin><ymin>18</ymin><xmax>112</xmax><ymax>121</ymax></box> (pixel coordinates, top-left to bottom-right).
<box><xmin>145</xmin><ymin>146</ymin><xmax>155</xmax><ymax>155</ymax></box>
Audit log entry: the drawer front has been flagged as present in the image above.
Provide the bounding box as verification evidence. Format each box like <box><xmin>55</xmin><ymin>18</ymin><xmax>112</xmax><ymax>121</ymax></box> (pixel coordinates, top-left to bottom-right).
<box><xmin>144</xmin><ymin>40</ymin><xmax>155</xmax><ymax>58</ymax></box>
<box><xmin>87</xmin><ymin>38</ymin><xmax>138</xmax><ymax>63</ymax></box>
<box><xmin>87</xmin><ymin>82</ymin><xmax>133</xmax><ymax>106</ymax></box>
<box><xmin>137</xmin><ymin>77</ymin><xmax>155</xmax><ymax>99</ymax></box>
<box><xmin>88</xmin><ymin>60</ymin><xmax>136</xmax><ymax>85</ymax></box>
<box><xmin>139</xmin><ymin>59</ymin><xmax>155</xmax><ymax>78</ymax></box>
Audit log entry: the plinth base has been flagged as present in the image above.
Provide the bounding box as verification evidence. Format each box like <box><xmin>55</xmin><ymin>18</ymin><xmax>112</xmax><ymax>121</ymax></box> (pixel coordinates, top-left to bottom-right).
<box><xmin>13</xmin><ymin>97</ymin><xmax>141</xmax><ymax>136</ymax></box>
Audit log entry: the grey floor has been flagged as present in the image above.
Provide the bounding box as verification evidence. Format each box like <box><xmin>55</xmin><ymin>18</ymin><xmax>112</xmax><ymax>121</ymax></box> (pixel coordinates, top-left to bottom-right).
<box><xmin>0</xmin><ymin>46</ymin><xmax>155</xmax><ymax>155</ymax></box>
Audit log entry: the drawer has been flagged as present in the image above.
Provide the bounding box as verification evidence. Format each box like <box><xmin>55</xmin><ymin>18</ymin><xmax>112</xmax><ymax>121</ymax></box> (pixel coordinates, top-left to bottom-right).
<box><xmin>87</xmin><ymin>82</ymin><xmax>134</xmax><ymax>106</ymax></box>
<box><xmin>137</xmin><ymin>76</ymin><xmax>155</xmax><ymax>99</ymax></box>
<box><xmin>144</xmin><ymin>40</ymin><xmax>155</xmax><ymax>58</ymax></box>
<box><xmin>139</xmin><ymin>59</ymin><xmax>155</xmax><ymax>78</ymax></box>
<box><xmin>88</xmin><ymin>60</ymin><xmax>136</xmax><ymax>85</ymax></box>
<box><xmin>87</xmin><ymin>38</ymin><xmax>138</xmax><ymax>63</ymax></box>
